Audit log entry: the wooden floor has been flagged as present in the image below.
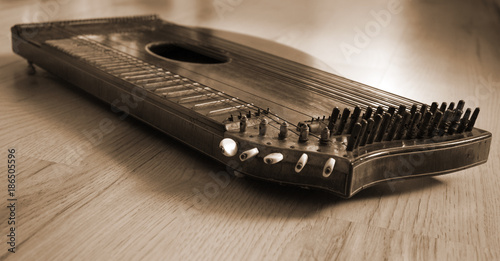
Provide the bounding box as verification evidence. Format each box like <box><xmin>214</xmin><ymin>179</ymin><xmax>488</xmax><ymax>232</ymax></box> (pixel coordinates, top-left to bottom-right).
<box><xmin>1</xmin><ymin>0</ymin><xmax>499</xmax><ymax>260</ymax></box>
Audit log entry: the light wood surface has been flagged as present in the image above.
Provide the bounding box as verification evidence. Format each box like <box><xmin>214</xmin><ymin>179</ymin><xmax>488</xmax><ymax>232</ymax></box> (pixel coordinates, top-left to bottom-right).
<box><xmin>1</xmin><ymin>0</ymin><xmax>499</xmax><ymax>260</ymax></box>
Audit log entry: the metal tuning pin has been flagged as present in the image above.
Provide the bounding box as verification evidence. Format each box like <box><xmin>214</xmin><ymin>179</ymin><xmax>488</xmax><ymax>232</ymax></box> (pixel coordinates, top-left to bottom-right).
<box><xmin>328</xmin><ymin>107</ymin><xmax>340</xmax><ymax>131</ymax></box>
<box><xmin>295</xmin><ymin>153</ymin><xmax>308</xmax><ymax>173</ymax></box>
<box><xmin>416</xmin><ymin>111</ymin><xmax>431</xmax><ymax>138</ymax></box>
<box><xmin>240</xmin><ymin>148</ymin><xmax>259</xmax><ymax>161</ymax></box>
<box><xmin>323</xmin><ymin>158</ymin><xmax>336</xmax><ymax>177</ymax></box>
<box><xmin>457</xmin><ymin>108</ymin><xmax>471</xmax><ymax>133</ymax></box>
<box><xmin>465</xmin><ymin>108</ymin><xmax>480</xmax><ymax>132</ymax></box>
<box><xmin>279</xmin><ymin>121</ymin><xmax>288</xmax><ymax>139</ymax></box>
<box><xmin>359</xmin><ymin>118</ymin><xmax>374</xmax><ymax>147</ymax></box>
<box><xmin>406</xmin><ymin>111</ymin><xmax>421</xmax><ymax>139</ymax></box>
<box><xmin>397</xmin><ymin>105</ymin><xmax>406</xmax><ymax>115</ymax></box>
<box><xmin>439</xmin><ymin>102</ymin><xmax>447</xmax><ymax>113</ymax></box>
<box><xmin>356</xmin><ymin>119</ymin><xmax>368</xmax><ymax>148</ymax></box>
<box><xmin>347</xmin><ymin>106</ymin><xmax>361</xmax><ymax>134</ymax></box>
<box><xmin>419</xmin><ymin>104</ymin><xmax>428</xmax><ymax>115</ymax></box>
<box><xmin>219</xmin><ymin>138</ymin><xmax>238</xmax><ymax>157</ymax></box>
<box><xmin>259</xmin><ymin>118</ymin><xmax>268</xmax><ymax>136</ymax></box>
<box><xmin>410</xmin><ymin>104</ymin><xmax>418</xmax><ymax>116</ymax></box>
<box><xmin>346</xmin><ymin>122</ymin><xmax>362</xmax><ymax>151</ymax></box>
<box><xmin>387</xmin><ymin>106</ymin><xmax>396</xmax><ymax>116</ymax></box>
<box><xmin>437</xmin><ymin>109</ymin><xmax>453</xmax><ymax>135</ymax></box>
<box><xmin>320</xmin><ymin>127</ymin><xmax>330</xmax><ymax>144</ymax></box>
<box><xmin>335</xmin><ymin>108</ymin><xmax>350</xmax><ymax>135</ymax></box>
<box><xmin>299</xmin><ymin>124</ymin><xmax>309</xmax><ymax>142</ymax></box>
<box><xmin>448</xmin><ymin>109</ymin><xmax>463</xmax><ymax>135</ymax></box>
<box><xmin>375</xmin><ymin>113</ymin><xmax>391</xmax><ymax>142</ymax></box>
<box><xmin>263</xmin><ymin>153</ymin><xmax>283</xmax><ymax>165</ymax></box>
<box><xmin>430</xmin><ymin>102</ymin><xmax>439</xmax><ymax>114</ymax></box>
<box><xmin>240</xmin><ymin>115</ymin><xmax>247</xmax><ymax>132</ymax></box>
<box><xmin>456</xmin><ymin>100</ymin><xmax>465</xmax><ymax>112</ymax></box>
<box><xmin>386</xmin><ymin>114</ymin><xmax>402</xmax><ymax>141</ymax></box>
<box><xmin>395</xmin><ymin>112</ymin><xmax>411</xmax><ymax>140</ymax></box>
<box><xmin>367</xmin><ymin>114</ymin><xmax>382</xmax><ymax>144</ymax></box>
<box><xmin>364</xmin><ymin>106</ymin><xmax>373</xmax><ymax>120</ymax></box>
<box><xmin>448</xmin><ymin>102</ymin><xmax>455</xmax><ymax>111</ymax></box>
<box><xmin>429</xmin><ymin>110</ymin><xmax>443</xmax><ymax>137</ymax></box>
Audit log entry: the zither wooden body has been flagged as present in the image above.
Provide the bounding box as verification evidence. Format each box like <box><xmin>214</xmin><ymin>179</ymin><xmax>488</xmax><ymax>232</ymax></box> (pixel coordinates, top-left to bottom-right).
<box><xmin>11</xmin><ymin>15</ymin><xmax>491</xmax><ymax>197</ymax></box>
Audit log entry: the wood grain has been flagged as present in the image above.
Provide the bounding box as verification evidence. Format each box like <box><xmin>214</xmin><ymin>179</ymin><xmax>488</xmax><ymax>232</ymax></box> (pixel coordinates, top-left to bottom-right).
<box><xmin>1</xmin><ymin>0</ymin><xmax>499</xmax><ymax>260</ymax></box>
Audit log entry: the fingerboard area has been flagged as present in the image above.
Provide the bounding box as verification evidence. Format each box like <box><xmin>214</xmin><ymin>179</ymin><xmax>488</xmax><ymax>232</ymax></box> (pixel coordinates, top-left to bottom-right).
<box><xmin>46</xmin><ymin>36</ymin><xmax>260</xmax><ymax>122</ymax></box>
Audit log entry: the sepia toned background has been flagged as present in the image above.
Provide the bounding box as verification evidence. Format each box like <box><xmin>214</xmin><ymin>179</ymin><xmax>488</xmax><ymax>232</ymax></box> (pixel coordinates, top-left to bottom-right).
<box><xmin>1</xmin><ymin>0</ymin><xmax>499</xmax><ymax>260</ymax></box>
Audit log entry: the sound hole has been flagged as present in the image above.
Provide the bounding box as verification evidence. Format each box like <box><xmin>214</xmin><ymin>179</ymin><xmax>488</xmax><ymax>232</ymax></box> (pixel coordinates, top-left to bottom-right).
<box><xmin>147</xmin><ymin>43</ymin><xmax>229</xmax><ymax>64</ymax></box>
